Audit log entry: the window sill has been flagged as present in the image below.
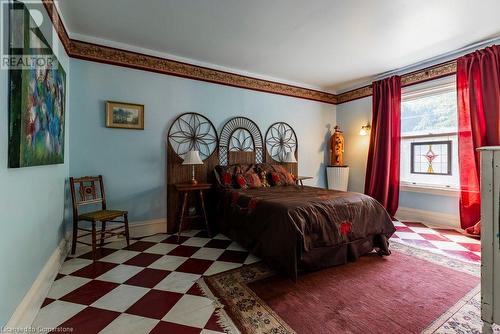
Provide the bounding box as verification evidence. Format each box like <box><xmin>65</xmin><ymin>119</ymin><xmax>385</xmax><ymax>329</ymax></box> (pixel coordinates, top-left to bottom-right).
<box><xmin>400</xmin><ymin>183</ymin><xmax>459</xmax><ymax>197</ymax></box>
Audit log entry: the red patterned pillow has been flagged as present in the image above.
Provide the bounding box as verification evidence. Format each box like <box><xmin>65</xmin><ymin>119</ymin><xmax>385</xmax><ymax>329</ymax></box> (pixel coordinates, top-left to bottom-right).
<box><xmin>270</xmin><ymin>172</ymin><xmax>286</xmax><ymax>186</ymax></box>
<box><xmin>235</xmin><ymin>173</ymin><xmax>262</xmax><ymax>189</ymax></box>
<box><xmin>271</xmin><ymin>165</ymin><xmax>295</xmax><ymax>185</ymax></box>
<box><xmin>272</xmin><ymin>164</ymin><xmax>289</xmax><ymax>174</ymax></box>
<box><xmin>235</xmin><ymin>174</ymin><xmax>248</xmax><ymax>189</ymax></box>
<box><xmin>244</xmin><ymin>173</ymin><xmax>262</xmax><ymax>188</ymax></box>
<box><xmin>283</xmin><ymin>171</ymin><xmax>295</xmax><ymax>185</ymax></box>
<box><xmin>221</xmin><ymin>172</ymin><xmax>233</xmax><ymax>187</ymax></box>
<box><xmin>270</xmin><ymin>171</ymin><xmax>295</xmax><ymax>186</ymax></box>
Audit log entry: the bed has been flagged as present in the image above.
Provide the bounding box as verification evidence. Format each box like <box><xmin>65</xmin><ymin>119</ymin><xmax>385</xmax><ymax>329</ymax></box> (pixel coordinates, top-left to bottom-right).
<box><xmin>214</xmin><ymin>164</ymin><xmax>395</xmax><ymax>279</ymax></box>
<box><xmin>166</xmin><ymin>114</ymin><xmax>395</xmax><ymax>280</ymax></box>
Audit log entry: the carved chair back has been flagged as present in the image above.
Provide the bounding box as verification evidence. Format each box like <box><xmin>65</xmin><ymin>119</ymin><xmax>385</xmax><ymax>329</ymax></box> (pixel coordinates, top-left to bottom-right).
<box><xmin>69</xmin><ymin>175</ymin><xmax>107</xmax><ymax>221</ymax></box>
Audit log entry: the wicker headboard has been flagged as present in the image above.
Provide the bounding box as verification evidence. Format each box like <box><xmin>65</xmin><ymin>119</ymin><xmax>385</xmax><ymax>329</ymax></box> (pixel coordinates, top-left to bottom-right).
<box><xmin>166</xmin><ymin>113</ymin><xmax>219</xmax><ymax>233</ymax></box>
<box><xmin>166</xmin><ymin>113</ymin><xmax>299</xmax><ymax>233</ymax></box>
<box><xmin>264</xmin><ymin>121</ymin><xmax>298</xmax><ymax>175</ymax></box>
<box><xmin>218</xmin><ymin>117</ymin><xmax>264</xmax><ymax>166</ymax></box>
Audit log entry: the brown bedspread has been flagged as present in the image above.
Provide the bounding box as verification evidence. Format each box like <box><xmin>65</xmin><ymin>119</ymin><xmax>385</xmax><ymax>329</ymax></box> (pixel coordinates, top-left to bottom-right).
<box><xmin>216</xmin><ymin>186</ymin><xmax>396</xmax><ymax>279</ymax></box>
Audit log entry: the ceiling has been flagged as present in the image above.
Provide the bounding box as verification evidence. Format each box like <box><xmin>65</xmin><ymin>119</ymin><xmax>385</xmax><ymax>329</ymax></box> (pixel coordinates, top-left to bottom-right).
<box><xmin>57</xmin><ymin>0</ymin><xmax>500</xmax><ymax>92</ymax></box>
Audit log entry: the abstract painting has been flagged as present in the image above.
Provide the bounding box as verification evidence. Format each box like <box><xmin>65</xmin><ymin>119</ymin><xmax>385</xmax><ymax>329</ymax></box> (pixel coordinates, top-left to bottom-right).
<box><xmin>8</xmin><ymin>1</ymin><xmax>66</xmax><ymax>168</ymax></box>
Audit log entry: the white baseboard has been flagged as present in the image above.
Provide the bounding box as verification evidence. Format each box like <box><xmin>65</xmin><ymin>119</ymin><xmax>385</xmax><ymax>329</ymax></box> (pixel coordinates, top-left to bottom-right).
<box><xmin>127</xmin><ymin>218</ymin><xmax>166</xmax><ymax>237</ymax></box>
<box><xmin>70</xmin><ymin>218</ymin><xmax>167</xmax><ymax>243</ymax></box>
<box><xmin>396</xmin><ymin>206</ymin><xmax>460</xmax><ymax>229</ymax></box>
<box><xmin>5</xmin><ymin>237</ymin><xmax>69</xmax><ymax>330</ymax></box>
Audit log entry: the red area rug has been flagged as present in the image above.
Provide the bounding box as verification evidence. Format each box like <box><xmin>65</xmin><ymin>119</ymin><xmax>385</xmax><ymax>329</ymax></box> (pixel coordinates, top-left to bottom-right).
<box><xmin>200</xmin><ymin>242</ymin><xmax>480</xmax><ymax>334</ymax></box>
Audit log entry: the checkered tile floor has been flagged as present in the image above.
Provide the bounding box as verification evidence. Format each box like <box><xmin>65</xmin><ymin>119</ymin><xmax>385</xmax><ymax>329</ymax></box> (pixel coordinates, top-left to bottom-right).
<box><xmin>32</xmin><ymin>221</ymin><xmax>480</xmax><ymax>333</ymax></box>
<box><xmin>392</xmin><ymin>221</ymin><xmax>481</xmax><ymax>263</ymax></box>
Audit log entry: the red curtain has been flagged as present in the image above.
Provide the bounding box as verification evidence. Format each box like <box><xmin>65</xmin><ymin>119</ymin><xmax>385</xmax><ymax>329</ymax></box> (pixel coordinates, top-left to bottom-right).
<box><xmin>457</xmin><ymin>45</ymin><xmax>500</xmax><ymax>232</ymax></box>
<box><xmin>365</xmin><ymin>76</ymin><xmax>402</xmax><ymax>217</ymax></box>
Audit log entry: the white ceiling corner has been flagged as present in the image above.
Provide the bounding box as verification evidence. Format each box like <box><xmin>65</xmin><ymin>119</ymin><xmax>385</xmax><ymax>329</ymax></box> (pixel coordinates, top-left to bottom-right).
<box><xmin>57</xmin><ymin>0</ymin><xmax>500</xmax><ymax>92</ymax></box>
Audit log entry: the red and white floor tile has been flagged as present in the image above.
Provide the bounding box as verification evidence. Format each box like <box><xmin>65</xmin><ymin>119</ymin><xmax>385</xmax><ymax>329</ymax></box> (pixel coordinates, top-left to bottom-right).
<box><xmin>33</xmin><ymin>230</ymin><xmax>259</xmax><ymax>334</ymax></box>
<box><xmin>392</xmin><ymin>221</ymin><xmax>481</xmax><ymax>263</ymax></box>
<box><xmin>32</xmin><ymin>221</ymin><xmax>480</xmax><ymax>333</ymax></box>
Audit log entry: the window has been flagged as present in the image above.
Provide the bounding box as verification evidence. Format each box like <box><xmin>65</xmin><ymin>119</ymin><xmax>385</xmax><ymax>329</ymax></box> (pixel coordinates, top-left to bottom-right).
<box><xmin>400</xmin><ymin>80</ymin><xmax>459</xmax><ymax>189</ymax></box>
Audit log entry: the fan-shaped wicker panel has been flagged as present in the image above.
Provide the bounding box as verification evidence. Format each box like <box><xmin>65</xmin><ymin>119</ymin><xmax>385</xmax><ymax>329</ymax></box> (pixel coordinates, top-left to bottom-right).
<box><xmin>167</xmin><ymin>112</ymin><xmax>218</xmax><ymax>160</ymax></box>
<box><xmin>166</xmin><ymin>112</ymin><xmax>219</xmax><ymax>234</ymax></box>
<box><xmin>219</xmin><ymin>117</ymin><xmax>263</xmax><ymax>165</ymax></box>
<box><xmin>265</xmin><ymin>122</ymin><xmax>298</xmax><ymax>162</ymax></box>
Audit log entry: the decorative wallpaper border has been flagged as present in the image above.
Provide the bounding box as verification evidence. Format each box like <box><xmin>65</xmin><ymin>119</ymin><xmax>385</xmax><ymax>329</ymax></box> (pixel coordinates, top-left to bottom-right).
<box><xmin>42</xmin><ymin>1</ymin><xmax>338</xmax><ymax>105</ymax></box>
<box><xmin>43</xmin><ymin>0</ymin><xmax>458</xmax><ymax>106</ymax></box>
<box><xmin>336</xmin><ymin>61</ymin><xmax>457</xmax><ymax>104</ymax></box>
<box><xmin>42</xmin><ymin>0</ymin><xmax>71</xmax><ymax>52</ymax></box>
<box><xmin>336</xmin><ymin>85</ymin><xmax>373</xmax><ymax>104</ymax></box>
<box><xmin>68</xmin><ymin>40</ymin><xmax>339</xmax><ymax>104</ymax></box>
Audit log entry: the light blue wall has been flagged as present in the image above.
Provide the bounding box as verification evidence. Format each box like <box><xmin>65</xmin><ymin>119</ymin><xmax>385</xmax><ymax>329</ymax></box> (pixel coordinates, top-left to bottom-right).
<box><xmin>69</xmin><ymin>59</ymin><xmax>336</xmax><ymax>223</ymax></box>
<box><xmin>0</xmin><ymin>2</ymin><xmax>70</xmax><ymax>325</ymax></box>
<box><xmin>336</xmin><ymin>96</ymin><xmax>459</xmax><ymax>217</ymax></box>
<box><xmin>399</xmin><ymin>191</ymin><xmax>458</xmax><ymax>215</ymax></box>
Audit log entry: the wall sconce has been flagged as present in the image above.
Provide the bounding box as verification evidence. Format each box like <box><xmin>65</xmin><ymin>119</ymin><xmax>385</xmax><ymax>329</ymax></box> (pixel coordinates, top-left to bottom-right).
<box><xmin>359</xmin><ymin>123</ymin><xmax>371</xmax><ymax>136</ymax></box>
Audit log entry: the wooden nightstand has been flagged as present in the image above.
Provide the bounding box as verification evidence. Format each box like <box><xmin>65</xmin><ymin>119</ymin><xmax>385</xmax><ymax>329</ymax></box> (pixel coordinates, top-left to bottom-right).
<box><xmin>174</xmin><ymin>183</ymin><xmax>212</xmax><ymax>242</ymax></box>
<box><xmin>296</xmin><ymin>176</ymin><xmax>313</xmax><ymax>187</ymax></box>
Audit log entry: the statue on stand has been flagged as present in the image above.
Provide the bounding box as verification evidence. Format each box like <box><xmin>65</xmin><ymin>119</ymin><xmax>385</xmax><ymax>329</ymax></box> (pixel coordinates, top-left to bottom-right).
<box><xmin>330</xmin><ymin>126</ymin><xmax>345</xmax><ymax>166</ymax></box>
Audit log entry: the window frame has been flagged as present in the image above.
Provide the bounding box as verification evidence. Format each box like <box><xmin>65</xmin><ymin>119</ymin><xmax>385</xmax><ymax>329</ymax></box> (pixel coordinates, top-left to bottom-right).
<box><xmin>400</xmin><ymin>78</ymin><xmax>459</xmax><ymax>192</ymax></box>
<box><xmin>410</xmin><ymin>140</ymin><xmax>452</xmax><ymax>176</ymax></box>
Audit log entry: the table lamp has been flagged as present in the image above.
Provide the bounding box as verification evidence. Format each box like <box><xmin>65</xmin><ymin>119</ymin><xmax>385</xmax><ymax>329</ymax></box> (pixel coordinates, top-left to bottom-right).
<box><xmin>284</xmin><ymin>151</ymin><xmax>297</xmax><ymax>163</ymax></box>
<box><xmin>182</xmin><ymin>150</ymin><xmax>203</xmax><ymax>185</ymax></box>
<box><xmin>284</xmin><ymin>151</ymin><xmax>297</xmax><ymax>175</ymax></box>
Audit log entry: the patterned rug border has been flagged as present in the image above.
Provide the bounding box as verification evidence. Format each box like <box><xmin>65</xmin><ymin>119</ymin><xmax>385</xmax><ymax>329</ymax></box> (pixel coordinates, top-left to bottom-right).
<box><xmin>200</xmin><ymin>262</ymin><xmax>295</xmax><ymax>334</ymax></box>
<box><xmin>198</xmin><ymin>241</ymin><xmax>480</xmax><ymax>334</ymax></box>
<box><xmin>390</xmin><ymin>239</ymin><xmax>480</xmax><ymax>277</ymax></box>
<box><xmin>422</xmin><ymin>285</ymin><xmax>481</xmax><ymax>334</ymax></box>
<box><xmin>196</xmin><ymin>278</ymin><xmax>241</xmax><ymax>334</ymax></box>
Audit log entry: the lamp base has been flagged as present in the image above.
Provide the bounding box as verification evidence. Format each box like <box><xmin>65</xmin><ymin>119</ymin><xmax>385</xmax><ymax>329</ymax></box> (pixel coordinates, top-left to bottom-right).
<box><xmin>190</xmin><ymin>165</ymin><xmax>198</xmax><ymax>185</ymax></box>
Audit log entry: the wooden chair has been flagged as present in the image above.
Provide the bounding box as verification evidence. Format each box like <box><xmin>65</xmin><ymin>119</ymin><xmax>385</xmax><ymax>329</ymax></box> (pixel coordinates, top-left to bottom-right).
<box><xmin>69</xmin><ymin>175</ymin><xmax>130</xmax><ymax>260</ymax></box>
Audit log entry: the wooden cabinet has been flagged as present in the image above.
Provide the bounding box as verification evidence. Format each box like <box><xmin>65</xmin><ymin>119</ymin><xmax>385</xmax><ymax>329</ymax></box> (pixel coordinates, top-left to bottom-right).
<box><xmin>480</xmin><ymin>147</ymin><xmax>500</xmax><ymax>333</ymax></box>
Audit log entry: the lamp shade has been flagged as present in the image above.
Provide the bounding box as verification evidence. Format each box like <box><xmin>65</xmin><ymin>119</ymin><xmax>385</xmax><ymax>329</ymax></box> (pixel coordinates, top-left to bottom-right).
<box><xmin>284</xmin><ymin>151</ymin><xmax>297</xmax><ymax>163</ymax></box>
<box><xmin>182</xmin><ymin>150</ymin><xmax>203</xmax><ymax>165</ymax></box>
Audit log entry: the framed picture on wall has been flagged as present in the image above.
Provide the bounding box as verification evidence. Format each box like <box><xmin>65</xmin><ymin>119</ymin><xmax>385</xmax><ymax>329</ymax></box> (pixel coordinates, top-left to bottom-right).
<box><xmin>105</xmin><ymin>101</ymin><xmax>144</xmax><ymax>130</ymax></box>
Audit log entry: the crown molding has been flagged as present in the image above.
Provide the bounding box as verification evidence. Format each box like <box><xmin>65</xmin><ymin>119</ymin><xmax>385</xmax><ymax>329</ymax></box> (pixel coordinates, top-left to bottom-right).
<box><xmin>69</xmin><ymin>39</ymin><xmax>339</xmax><ymax>104</ymax></box>
<box><xmin>336</xmin><ymin>60</ymin><xmax>457</xmax><ymax>104</ymax></box>
<box><xmin>41</xmin><ymin>0</ymin><xmax>486</xmax><ymax>106</ymax></box>
<box><xmin>42</xmin><ymin>0</ymin><xmax>338</xmax><ymax>105</ymax></box>
<box><xmin>71</xmin><ymin>32</ymin><xmax>327</xmax><ymax>92</ymax></box>
<box><xmin>43</xmin><ymin>0</ymin><xmax>71</xmax><ymax>52</ymax></box>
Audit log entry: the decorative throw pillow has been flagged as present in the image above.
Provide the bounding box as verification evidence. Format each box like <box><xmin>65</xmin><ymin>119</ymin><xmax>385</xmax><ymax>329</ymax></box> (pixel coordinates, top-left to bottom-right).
<box><xmin>282</xmin><ymin>171</ymin><xmax>296</xmax><ymax>185</ymax></box>
<box><xmin>235</xmin><ymin>173</ymin><xmax>262</xmax><ymax>189</ymax></box>
<box><xmin>235</xmin><ymin>174</ymin><xmax>248</xmax><ymax>189</ymax></box>
<box><xmin>221</xmin><ymin>172</ymin><xmax>233</xmax><ymax>187</ymax></box>
<box><xmin>215</xmin><ymin>165</ymin><xmax>236</xmax><ymax>188</ymax></box>
<box><xmin>256</xmin><ymin>163</ymin><xmax>275</xmax><ymax>174</ymax></box>
<box><xmin>270</xmin><ymin>172</ymin><xmax>286</xmax><ymax>186</ymax></box>
<box><xmin>272</xmin><ymin>164</ymin><xmax>289</xmax><ymax>174</ymax></box>
<box><xmin>259</xmin><ymin>171</ymin><xmax>271</xmax><ymax>187</ymax></box>
<box><xmin>244</xmin><ymin>173</ymin><xmax>262</xmax><ymax>188</ymax></box>
<box><xmin>270</xmin><ymin>171</ymin><xmax>295</xmax><ymax>186</ymax></box>
<box><xmin>271</xmin><ymin>165</ymin><xmax>296</xmax><ymax>185</ymax></box>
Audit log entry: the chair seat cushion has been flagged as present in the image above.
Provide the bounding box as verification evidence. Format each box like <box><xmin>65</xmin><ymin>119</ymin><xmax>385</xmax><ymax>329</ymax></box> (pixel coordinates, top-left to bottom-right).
<box><xmin>79</xmin><ymin>210</ymin><xmax>127</xmax><ymax>221</ymax></box>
